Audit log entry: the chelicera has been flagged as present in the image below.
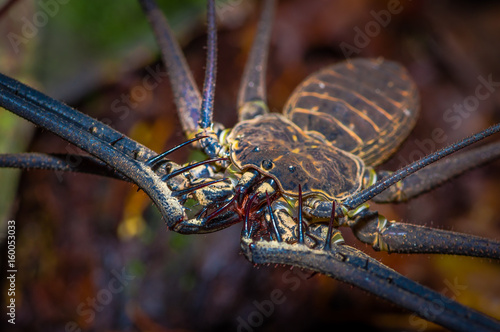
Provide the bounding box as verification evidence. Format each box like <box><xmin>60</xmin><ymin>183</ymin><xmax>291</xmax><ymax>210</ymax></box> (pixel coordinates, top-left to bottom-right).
<box><xmin>1</xmin><ymin>0</ymin><xmax>500</xmax><ymax>330</ymax></box>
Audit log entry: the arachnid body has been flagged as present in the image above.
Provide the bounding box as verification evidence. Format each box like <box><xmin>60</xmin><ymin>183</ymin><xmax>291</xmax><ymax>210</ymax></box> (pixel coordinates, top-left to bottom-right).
<box><xmin>1</xmin><ymin>0</ymin><xmax>500</xmax><ymax>331</ymax></box>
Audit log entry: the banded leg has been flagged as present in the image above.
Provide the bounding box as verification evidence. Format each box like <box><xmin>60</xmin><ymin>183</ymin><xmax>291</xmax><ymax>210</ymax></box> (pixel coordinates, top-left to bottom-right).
<box><xmin>373</xmin><ymin>141</ymin><xmax>500</xmax><ymax>203</ymax></box>
<box><xmin>241</xmin><ymin>232</ymin><xmax>500</xmax><ymax>332</ymax></box>
<box><xmin>350</xmin><ymin>210</ymin><xmax>500</xmax><ymax>259</ymax></box>
<box><xmin>250</xmin><ymin>183</ymin><xmax>500</xmax><ymax>331</ymax></box>
<box><xmin>237</xmin><ymin>0</ymin><xmax>276</xmax><ymax>120</ymax></box>
<box><xmin>242</xmin><ymin>203</ymin><xmax>500</xmax><ymax>332</ymax></box>
<box><xmin>349</xmin><ymin>141</ymin><xmax>500</xmax><ymax>259</ymax></box>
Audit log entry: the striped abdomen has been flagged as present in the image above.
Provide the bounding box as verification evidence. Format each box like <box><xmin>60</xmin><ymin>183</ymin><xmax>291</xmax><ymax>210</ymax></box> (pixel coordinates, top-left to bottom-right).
<box><xmin>283</xmin><ymin>58</ymin><xmax>419</xmax><ymax>166</ymax></box>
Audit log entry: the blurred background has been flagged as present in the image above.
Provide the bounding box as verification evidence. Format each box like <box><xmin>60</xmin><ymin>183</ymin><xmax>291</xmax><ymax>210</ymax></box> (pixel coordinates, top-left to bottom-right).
<box><xmin>1</xmin><ymin>0</ymin><xmax>500</xmax><ymax>331</ymax></box>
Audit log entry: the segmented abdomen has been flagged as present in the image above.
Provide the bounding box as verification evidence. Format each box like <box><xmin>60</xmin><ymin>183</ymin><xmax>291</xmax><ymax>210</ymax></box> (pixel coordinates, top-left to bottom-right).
<box><xmin>283</xmin><ymin>58</ymin><xmax>419</xmax><ymax>166</ymax></box>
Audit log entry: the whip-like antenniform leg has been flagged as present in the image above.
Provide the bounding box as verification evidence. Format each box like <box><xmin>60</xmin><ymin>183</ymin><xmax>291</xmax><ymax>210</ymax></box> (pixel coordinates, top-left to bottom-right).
<box><xmin>373</xmin><ymin>141</ymin><xmax>500</xmax><ymax>202</ymax></box>
<box><xmin>199</xmin><ymin>0</ymin><xmax>217</xmax><ymax>131</ymax></box>
<box><xmin>306</xmin><ymin>125</ymin><xmax>500</xmax><ymax>220</ymax></box>
<box><xmin>345</xmin><ymin>123</ymin><xmax>500</xmax><ymax>209</ymax></box>
<box><xmin>139</xmin><ymin>0</ymin><xmax>224</xmax><ymax>158</ymax></box>
<box><xmin>138</xmin><ymin>0</ymin><xmax>202</xmax><ymax>137</ymax></box>
<box><xmin>347</xmin><ymin>141</ymin><xmax>500</xmax><ymax>260</ymax></box>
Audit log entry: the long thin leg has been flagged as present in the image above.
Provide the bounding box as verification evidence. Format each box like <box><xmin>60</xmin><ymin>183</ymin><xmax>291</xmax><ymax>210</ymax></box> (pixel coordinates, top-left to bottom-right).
<box><xmin>0</xmin><ymin>153</ymin><xmax>129</xmax><ymax>181</ymax></box>
<box><xmin>345</xmin><ymin>123</ymin><xmax>500</xmax><ymax>210</ymax></box>
<box><xmin>373</xmin><ymin>141</ymin><xmax>500</xmax><ymax>203</ymax></box>
<box><xmin>350</xmin><ymin>210</ymin><xmax>500</xmax><ymax>259</ymax></box>
<box><xmin>306</xmin><ymin>125</ymin><xmax>500</xmax><ymax>220</ymax></box>
<box><xmin>237</xmin><ymin>0</ymin><xmax>276</xmax><ymax>120</ymax></box>
<box><xmin>241</xmin><ymin>236</ymin><xmax>500</xmax><ymax>332</ymax></box>
<box><xmin>378</xmin><ymin>222</ymin><xmax>500</xmax><ymax>258</ymax></box>
<box><xmin>196</xmin><ymin>0</ymin><xmax>227</xmax><ymax>159</ymax></box>
<box><xmin>138</xmin><ymin>0</ymin><xmax>202</xmax><ymax>137</ymax></box>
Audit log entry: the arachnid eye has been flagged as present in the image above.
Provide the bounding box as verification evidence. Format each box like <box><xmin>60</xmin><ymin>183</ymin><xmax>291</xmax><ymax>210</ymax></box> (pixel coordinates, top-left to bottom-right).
<box><xmin>262</xmin><ymin>159</ymin><xmax>273</xmax><ymax>170</ymax></box>
<box><xmin>288</xmin><ymin>165</ymin><xmax>296</xmax><ymax>173</ymax></box>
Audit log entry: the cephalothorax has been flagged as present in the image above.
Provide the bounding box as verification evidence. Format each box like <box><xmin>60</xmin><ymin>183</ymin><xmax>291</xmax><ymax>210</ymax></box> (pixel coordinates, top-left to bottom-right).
<box><xmin>227</xmin><ymin>57</ymin><xmax>418</xmax><ymax>202</ymax></box>
<box><xmin>1</xmin><ymin>0</ymin><xmax>500</xmax><ymax>331</ymax></box>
